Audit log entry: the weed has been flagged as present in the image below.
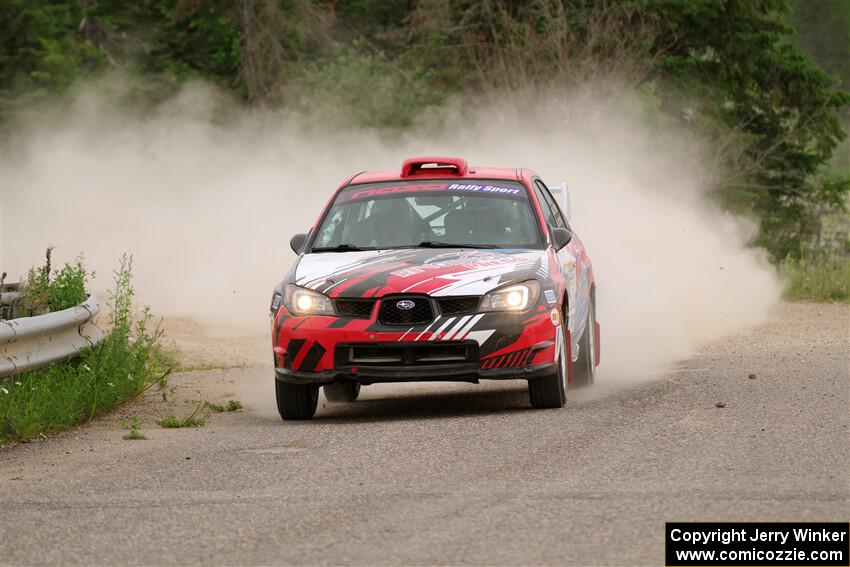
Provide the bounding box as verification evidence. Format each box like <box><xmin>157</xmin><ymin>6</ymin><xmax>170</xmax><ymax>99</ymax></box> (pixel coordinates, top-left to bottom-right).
<box><xmin>122</xmin><ymin>429</ymin><xmax>147</xmax><ymax>440</ymax></box>
<box><xmin>157</xmin><ymin>401</ymin><xmax>208</xmax><ymax>428</ymax></box>
<box><xmin>226</xmin><ymin>400</ymin><xmax>243</xmax><ymax>412</ymax></box>
<box><xmin>119</xmin><ymin>416</ymin><xmax>142</xmax><ymax>430</ymax></box>
<box><xmin>157</xmin><ymin>414</ymin><xmax>206</xmax><ymax>428</ymax></box>
<box><xmin>48</xmin><ymin>259</ymin><xmax>91</xmax><ymax>311</ymax></box>
<box><xmin>202</xmin><ymin>401</ymin><xmax>226</xmax><ymax>413</ymax></box>
<box><xmin>156</xmin><ymin>415</ymin><xmax>182</xmax><ymax>428</ymax></box>
<box><xmin>175</xmin><ymin>362</ymin><xmax>246</xmax><ymax>373</ymax></box>
<box><xmin>21</xmin><ymin>247</ymin><xmax>51</xmax><ymax>315</ymax></box>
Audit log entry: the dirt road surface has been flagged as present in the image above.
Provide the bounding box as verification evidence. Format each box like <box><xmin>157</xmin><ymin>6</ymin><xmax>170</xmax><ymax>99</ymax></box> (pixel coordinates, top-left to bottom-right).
<box><xmin>1</xmin><ymin>302</ymin><xmax>848</xmax><ymax>565</ymax></box>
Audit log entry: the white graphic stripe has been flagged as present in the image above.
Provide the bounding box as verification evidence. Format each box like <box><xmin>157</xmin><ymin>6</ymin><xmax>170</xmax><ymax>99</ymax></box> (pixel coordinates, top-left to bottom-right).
<box><xmin>441</xmin><ymin>315</ymin><xmax>471</xmax><ymax>341</ymax></box>
<box><xmin>414</xmin><ymin>316</ymin><xmax>441</xmax><ymax>341</ymax></box>
<box><xmin>401</xmin><ymin>276</ymin><xmax>439</xmax><ymax>293</ymax></box>
<box><xmin>397</xmin><ymin>327</ymin><xmax>415</xmax><ymax>342</ymax></box>
<box><xmin>428</xmin><ymin>317</ymin><xmax>456</xmax><ymax>341</ymax></box>
<box><xmin>322</xmin><ymin>278</ymin><xmax>348</xmax><ymax>294</ymax></box>
<box><xmin>465</xmin><ymin>329</ymin><xmax>495</xmax><ymax>345</ymax></box>
<box><xmin>456</xmin><ymin>314</ymin><xmax>485</xmax><ymax>340</ymax></box>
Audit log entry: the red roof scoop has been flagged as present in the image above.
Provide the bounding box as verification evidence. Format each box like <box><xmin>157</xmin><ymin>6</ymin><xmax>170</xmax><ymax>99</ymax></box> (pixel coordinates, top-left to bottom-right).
<box><xmin>401</xmin><ymin>156</ymin><xmax>468</xmax><ymax>177</ymax></box>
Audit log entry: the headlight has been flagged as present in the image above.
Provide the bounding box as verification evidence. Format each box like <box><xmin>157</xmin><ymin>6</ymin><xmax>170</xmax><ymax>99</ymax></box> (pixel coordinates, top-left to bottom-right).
<box><xmin>480</xmin><ymin>280</ymin><xmax>540</xmax><ymax>312</ymax></box>
<box><xmin>284</xmin><ymin>284</ymin><xmax>335</xmax><ymax>316</ymax></box>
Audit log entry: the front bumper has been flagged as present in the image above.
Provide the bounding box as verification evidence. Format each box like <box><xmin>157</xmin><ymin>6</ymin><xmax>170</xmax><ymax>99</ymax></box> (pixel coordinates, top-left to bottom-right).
<box><xmin>274</xmin><ymin>361</ymin><xmax>558</xmax><ymax>385</ymax></box>
<box><xmin>272</xmin><ymin>304</ymin><xmax>560</xmax><ymax>382</ymax></box>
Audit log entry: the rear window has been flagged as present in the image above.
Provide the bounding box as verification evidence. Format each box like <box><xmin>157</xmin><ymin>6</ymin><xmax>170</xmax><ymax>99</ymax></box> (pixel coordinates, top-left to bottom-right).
<box><xmin>312</xmin><ymin>180</ymin><xmax>543</xmax><ymax>251</ymax></box>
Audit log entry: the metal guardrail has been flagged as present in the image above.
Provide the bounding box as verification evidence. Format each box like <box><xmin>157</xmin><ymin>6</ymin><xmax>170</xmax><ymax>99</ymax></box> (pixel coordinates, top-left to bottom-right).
<box><xmin>0</xmin><ymin>295</ymin><xmax>103</xmax><ymax>377</ymax></box>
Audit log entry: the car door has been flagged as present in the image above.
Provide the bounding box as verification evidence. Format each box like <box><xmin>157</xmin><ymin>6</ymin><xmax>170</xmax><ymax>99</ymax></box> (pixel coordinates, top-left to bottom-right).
<box><xmin>531</xmin><ymin>180</ymin><xmax>579</xmax><ymax>352</ymax></box>
<box><xmin>536</xmin><ymin>179</ymin><xmax>595</xmax><ymax>359</ymax></box>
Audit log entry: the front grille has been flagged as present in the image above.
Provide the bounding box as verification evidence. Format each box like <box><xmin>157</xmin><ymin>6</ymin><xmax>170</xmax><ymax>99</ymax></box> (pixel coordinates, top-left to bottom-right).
<box><xmin>436</xmin><ymin>296</ymin><xmax>480</xmax><ymax>316</ymax></box>
<box><xmin>336</xmin><ymin>342</ymin><xmax>479</xmax><ymax>367</ymax></box>
<box><xmin>378</xmin><ymin>296</ymin><xmax>434</xmax><ymax>326</ymax></box>
<box><xmin>334</xmin><ymin>299</ymin><xmax>376</xmax><ymax>319</ymax></box>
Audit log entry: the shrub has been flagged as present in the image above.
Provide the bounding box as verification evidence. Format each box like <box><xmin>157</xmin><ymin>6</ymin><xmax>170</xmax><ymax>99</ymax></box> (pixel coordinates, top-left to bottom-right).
<box><xmin>0</xmin><ymin>255</ymin><xmax>165</xmax><ymax>444</ymax></box>
<box><xmin>48</xmin><ymin>260</ymin><xmax>90</xmax><ymax>311</ymax></box>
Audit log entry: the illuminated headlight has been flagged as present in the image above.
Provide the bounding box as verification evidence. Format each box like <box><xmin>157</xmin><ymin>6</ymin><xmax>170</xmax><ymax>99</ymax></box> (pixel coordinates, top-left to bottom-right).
<box><xmin>284</xmin><ymin>284</ymin><xmax>335</xmax><ymax>316</ymax></box>
<box><xmin>480</xmin><ymin>281</ymin><xmax>540</xmax><ymax>312</ymax></box>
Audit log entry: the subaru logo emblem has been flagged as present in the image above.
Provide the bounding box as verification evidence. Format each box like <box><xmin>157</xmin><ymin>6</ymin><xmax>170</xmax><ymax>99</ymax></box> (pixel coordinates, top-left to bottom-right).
<box><xmin>396</xmin><ymin>300</ymin><xmax>415</xmax><ymax>311</ymax></box>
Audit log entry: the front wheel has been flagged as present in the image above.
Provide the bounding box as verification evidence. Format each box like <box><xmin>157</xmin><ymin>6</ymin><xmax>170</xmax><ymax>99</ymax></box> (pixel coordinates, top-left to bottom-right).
<box><xmin>276</xmin><ymin>380</ymin><xmax>319</xmax><ymax>420</ymax></box>
<box><xmin>572</xmin><ymin>300</ymin><xmax>597</xmax><ymax>388</ymax></box>
<box><xmin>323</xmin><ymin>382</ymin><xmax>361</xmax><ymax>403</ymax></box>
<box><xmin>528</xmin><ymin>322</ymin><xmax>568</xmax><ymax>409</ymax></box>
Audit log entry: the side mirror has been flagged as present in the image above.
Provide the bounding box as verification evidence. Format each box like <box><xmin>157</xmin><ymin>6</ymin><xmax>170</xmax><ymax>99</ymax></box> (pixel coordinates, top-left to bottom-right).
<box><xmin>550</xmin><ymin>226</ymin><xmax>572</xmax><ymax>250</ymax></box>
<box><xmin>290</xmin><ymin>233</ymin><xmax>308</xmax><ymax>254</ymax></box>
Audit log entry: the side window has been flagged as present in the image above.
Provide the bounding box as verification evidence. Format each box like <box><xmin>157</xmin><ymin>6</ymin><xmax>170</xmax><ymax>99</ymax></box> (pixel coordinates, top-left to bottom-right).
<box><xmin>535</xmin><ymin>180</ymin><xmax>568</xmax><ymax>229</ymax></box>
<box><xmin>316</xmin><ymin>209</ymin><xmax>344</xmax><ymax>247</ymax></box>
<box><xmin>531</xmin><ymin>181</ymin><xmax>558</xmax><ymax>228</ymax></box>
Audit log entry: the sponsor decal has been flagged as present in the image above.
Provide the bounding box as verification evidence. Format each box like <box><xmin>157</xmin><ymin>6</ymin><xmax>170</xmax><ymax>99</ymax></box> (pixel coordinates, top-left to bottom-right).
<box><xmin>446</xmin><ymin>183</ymin><xmax>522</xmax><ymax>196</ymax></box>
<box><xmin>343</xmin><ymin>183</ymin><xmax>449</xmax><ymax>202</ymax></box>
<box><xmin>392</xmin><ymin>251</ymin><xmax>519</xmax><ymax>277</ymax></box>
<box><xmin>544</xmin><ymin>289</ymin><xmax>557</xmax><ymax>304</ymax></box>
<box><xmin>338</xmin><ymin>181</ymin><xmax>527</xmax><ymax>202</ymax></box>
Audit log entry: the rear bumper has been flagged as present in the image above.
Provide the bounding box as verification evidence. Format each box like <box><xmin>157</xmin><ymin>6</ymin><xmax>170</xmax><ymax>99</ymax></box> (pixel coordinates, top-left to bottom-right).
<box><xmin>274</xmin><ymin>361</ymin><xmax>557</xmax><ymax>385</ymax></box>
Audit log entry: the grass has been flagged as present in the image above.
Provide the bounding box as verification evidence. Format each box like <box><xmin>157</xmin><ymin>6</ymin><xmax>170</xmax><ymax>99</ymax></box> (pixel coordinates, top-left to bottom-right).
<box><xmin>781</xmin><ymin>254</ymin><xmax>850</xmax><ymax>303</ymax></box>
<box><xmin>157</xmin><ymin>401</ymin><xmax>208</xmax><ymax>428</ymax></box>
<box><xmin>0</xmin><ymin>255</ymin><xmax>166</xmax><ymax>444</ymax></box>
<box><xmin>122</xmin><ymin>429</ymin><xmax>147</xmax><ymax>440</ymax></box>
<box><xmin>174</xmin><ymin>362</ymin><xmax>246</xmax><ymax>373</ymax></box>
<box><xmin>200</xmin><ymin>399</ymin><xmax>242</xmax><ymax>413</ymax></box>
<box><xmin>119</xmin><ymin>416</ymin><xmax>147</xmax><ymax>440</ymax></box>
<box><xmin>157</xmin><ymin>413</ymin><xmax>206</xmax><ymax>428</ymax></box>
<box><xmin>202</xmin><ymin>401</ymin><xmax>226</xmax><ymax>413</ymax></box>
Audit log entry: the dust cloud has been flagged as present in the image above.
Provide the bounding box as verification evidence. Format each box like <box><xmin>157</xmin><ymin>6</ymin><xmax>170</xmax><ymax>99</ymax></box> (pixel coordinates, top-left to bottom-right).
<box><xmin>1</xmin><ymin>80</ymin><xmax>782</xmax><ymax>388</ymax></box>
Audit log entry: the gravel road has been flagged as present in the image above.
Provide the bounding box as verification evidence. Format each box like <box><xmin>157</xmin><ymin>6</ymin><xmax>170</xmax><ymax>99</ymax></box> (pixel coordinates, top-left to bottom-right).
<box><xmin>1</xmin><ymin>302</ymin><xmax>848</xmax><ymax>566</ymax></box>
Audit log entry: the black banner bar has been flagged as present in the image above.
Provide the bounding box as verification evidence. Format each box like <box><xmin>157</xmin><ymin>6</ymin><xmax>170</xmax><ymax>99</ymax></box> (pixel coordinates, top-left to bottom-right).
<box><xmin>666</xmin><ymin>522</ymin><xmax>849</xmax><ymax>566</ymax></box>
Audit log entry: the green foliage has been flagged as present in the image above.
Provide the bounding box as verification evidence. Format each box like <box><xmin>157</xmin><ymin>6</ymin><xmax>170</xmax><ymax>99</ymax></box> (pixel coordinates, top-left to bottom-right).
<box><xmin>198</xmin><ymin>399</ymin><xmax>242</xmax><ymax>413</ymax></box>
<box><xmin>1</xmin><ymin>0</ymin><xmax>104</xmax><ymax>102</ymax></box>
<box><xmin>202</xmin><ymin>401</ymin><xmax>225</xmax><ymax>413</ymax></box>
<box><xmin>119</xmin><ymin>415</ymin><xmax>142</xmax><ymax>430</ymax></box>
<box><xmin>48</xmin><ymin>260</ymin><xmax>91</xmax><ymax>312</ymax></box>
<box><xmin>296</xmin><ymin>45</ymin><xmax>437</xmax><ymax>128</ymax></box>
<box><xmin>1</xmin><ymin>0</ymin><xmax>848</xmax><ymax>262</ymax></box>
<box><xmin>119</xmin><ymin>416</ymin><xmax>147</xmax><ymax>440</ymax></box>
<box><xmin>0</xmin><ymin>255</ymin><xmax>164</xmax><ymax>444</ymax></box>
<box><xmin>636</xmin><ymin>0</ymin><xmax>849</xmax><ymax>260</ymax></box>
<box><xmin>122</xmin><ymin>428</ymin><xmax>147</xmax><ymax>440</ymax></box>
<box><xmin>781</xmin><ymin>254</ymin><xmax>850</xmax><ymax>302</ymax></box>
<box><xmin>18</xmin><ymin>249</ymin><xmax>92</xmax><ymax>315</ymax></box>
<box><xmin>157</xmin><ymin>401</ymin><xmax>207</xmax><ymax>428</ymax></box>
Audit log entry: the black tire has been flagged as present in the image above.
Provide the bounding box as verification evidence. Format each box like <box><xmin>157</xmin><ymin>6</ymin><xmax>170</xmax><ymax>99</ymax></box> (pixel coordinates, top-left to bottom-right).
<box><xmin>323</xmin><ymin>382</ymin><xmax>361</xmax><ymax>403</ymax></box>
<box><xmin>276</xmin><ymin>379</ymin><xmax>319</xmax><ymax>420</ymax></box>
<box><xmin>528</xmin><ymin>320</ymin><xmax>567</xmax><ymax>409</ymax></box>
<box><xmin>572</xmin><ymin>300</ymin><xmax>597</xmax><ymax>388</ymax></box>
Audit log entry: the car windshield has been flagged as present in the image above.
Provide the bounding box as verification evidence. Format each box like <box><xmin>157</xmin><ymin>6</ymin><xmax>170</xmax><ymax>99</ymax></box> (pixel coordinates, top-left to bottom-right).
<box><xmin>311</xmin><ymin>180</ymin><xmax>543</xmax><ymax>251</ymax></box>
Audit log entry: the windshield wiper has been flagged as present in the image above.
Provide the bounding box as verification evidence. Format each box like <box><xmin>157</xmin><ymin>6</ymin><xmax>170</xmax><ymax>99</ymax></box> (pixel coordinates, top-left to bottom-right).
<box><xmin>310</xmin><ymin>244</ymin><xmax>375</xmax><ymax>253</ymax></box>
<box><xmin>415</xmin><ymin>241</ymin><xmax>497</xmax><ymax>249</ymax></box>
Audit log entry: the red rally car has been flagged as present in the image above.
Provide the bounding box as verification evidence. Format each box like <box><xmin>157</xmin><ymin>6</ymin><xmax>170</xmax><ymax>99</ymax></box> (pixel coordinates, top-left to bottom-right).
<box><xmin>270</xmin><ymin>156</ymin><xmax>600</xmax><ymax>420</ymax></box>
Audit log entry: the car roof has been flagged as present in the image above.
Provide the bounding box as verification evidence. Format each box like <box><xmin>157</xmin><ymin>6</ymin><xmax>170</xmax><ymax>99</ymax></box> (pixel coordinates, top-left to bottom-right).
<box><xmin>346</xmin><ymin>156</ymin><xmax>535</xmax><ymax>186</ymax></box>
